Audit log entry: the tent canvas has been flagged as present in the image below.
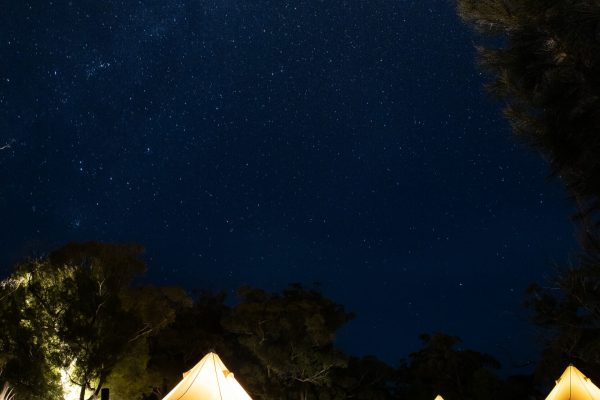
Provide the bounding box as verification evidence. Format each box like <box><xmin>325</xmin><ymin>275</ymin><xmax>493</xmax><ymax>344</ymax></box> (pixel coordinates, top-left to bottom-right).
<box><xmin>434</xmin><ymin>396</ymin><xmax>444</xmax><ymax>400</ymax></box>
<box><xmin>545</xmin><ymin>365</ymin><xmax>600</xmax><ymax>400</ymax></box>
<box><xmin>162</xmin><ymin>352</ymin><xmax>252</xmax><ymax>400</ymax></box>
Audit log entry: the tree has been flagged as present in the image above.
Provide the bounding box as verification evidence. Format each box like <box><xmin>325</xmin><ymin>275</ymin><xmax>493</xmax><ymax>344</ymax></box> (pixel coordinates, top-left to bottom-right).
<box><xmin>526</xmin><ymin>247</ymin><xmax>600</xmax><ymax>389</ymax></box>
<box><xmin>104</xmin><ymin>286</ymin><xmax>192</xmax><ymax>400</ymax></box>
<box><xmin>402</xmin><ymin>332</ymin><xmax>504</xmax><ymax>400</ymax></box>
<box><xmin>145</xmin><ymin>290</ymin><xmax>237</xmax><ymax>399</ymax></box>
<box><xmin>327</xmin><ymin>356</ymin><xmax>396</xmax><ymax>400</ymax></box>
<box><xmin>458</xmin><ymin>4</ymin><xmax>600</xmax><ymax>394</ymax></box>
<box><xmin>0</xmin><ymin>272</ymin><xmax>64</xmax><ymax>399</ymax></box>
<box><xmin>457</xmin><ymin>0</ymin><xmax>600</xmax><ymax>236</ymax></box>
<box><xmin>223</xmin><ymin>284</ymin><xmax>354</xmax><ymax>400</ymax></box>
<box><xmin>148</xmin><ymin>285</ymin><xmax>398</xmax><ymax>400</ymax></box>
<box><xmin>48</xmin><ymin>243</ymin><xmax>146</xmax><ymax>400</ymax></box>
<box><xmin>0</xmin><ymin>242</ymin><xmax>183</xmax><ymax>400</ymax></box>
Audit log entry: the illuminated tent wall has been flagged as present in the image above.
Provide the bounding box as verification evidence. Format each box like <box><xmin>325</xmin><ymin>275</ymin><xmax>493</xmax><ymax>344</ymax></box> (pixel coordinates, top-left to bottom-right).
<box><xmin>434</xmin><ymin>396</ymin><xmax>444</xmax><ymax>400</ymax></box>
<box><xmin>545</xmin><ymin>365</ymin><xmax>600</xmax><ymax>400</ymax></box>
<box><xmin>162</xmin><ymin>352</ymin><xmax>252</xmax><ymax>400</ymax></box>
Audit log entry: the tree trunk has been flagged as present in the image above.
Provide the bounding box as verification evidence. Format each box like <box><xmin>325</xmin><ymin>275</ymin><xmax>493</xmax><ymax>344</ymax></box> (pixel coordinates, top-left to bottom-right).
<box><xmin>79</xmin><ymin>383</ymin><xmax>86</xmax><ymax>400</ymax></box>
<box><xmin>86</xmin><ymin>373</ymin><xmax>106</xmax><ymax>400</ymax></box>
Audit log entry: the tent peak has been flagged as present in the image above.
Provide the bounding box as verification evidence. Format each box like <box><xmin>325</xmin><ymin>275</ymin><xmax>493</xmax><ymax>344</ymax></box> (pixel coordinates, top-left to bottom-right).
<box><xmin>545</xmin><ymin>364</ymin><xmax>600</xmax><ymax>400</ymax></box>
<box><xmin>163</xmin><ymin>352</ymin><xmax>252</xmax><ymax>400</ymax></box>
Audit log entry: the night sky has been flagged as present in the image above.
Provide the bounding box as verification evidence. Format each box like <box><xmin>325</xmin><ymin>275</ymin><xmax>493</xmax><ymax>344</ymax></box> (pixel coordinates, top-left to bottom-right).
<box><xmin>0</xmin><ymin>0</ymin><xmax>577</xmax><ymax>370</ymax></box>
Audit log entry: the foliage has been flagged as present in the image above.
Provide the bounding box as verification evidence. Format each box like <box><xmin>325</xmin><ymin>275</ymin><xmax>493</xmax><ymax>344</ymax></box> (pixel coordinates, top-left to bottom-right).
<box><xmin>0</xmin><ymin>263</ymin><xmax>66</xmax><ymax>399</ymax></box>
<box><xmin>0</xmin><ymin>242</ymin><xmax>543</xmax><ymax>400</ymax></box>
<box><xmin>0</xmin><ymin>242</ymin><xmax>184</xmax><ymax>400</ymax></box>
<box><xmin>459</xmin><ymin>2</ymin><xmax>600</xmax><ymax>396</ymax></box>
<box><xmin>457</xmin><ymin>0</ymin><xmax>600</xmax><ymax>235</ymax></box>
<box><xmin>103</xmin><ymin>339</ymin><xmax>156</xmax><ymax>400</ymax></box>
<box><xmin>327</xmin><ymin>355</ymin><xmax>396</xmax><ymax>400</ymax></box>
<box><xmin>526</xmin><ymin>243</ymin><xmax>600</xmax><ymax>388</ymax></box>
<box><xmin>104</xmin><ymin>286</ymin><xmax>192</xmax><ymax>400</ymax></box>
<box><xmin>223</xmin><ymin>284</ymin><xmax>353</xmax><ymax>400</ymax></box>
<box><xmin>145</xmin><ymin>291</ymin><xmax>234</xmax><ymax>398</ymax></box>
<box><xmin>400</xmin><ymin>332</ymin><xmax>506</xmax><ymax>400</ymax></box>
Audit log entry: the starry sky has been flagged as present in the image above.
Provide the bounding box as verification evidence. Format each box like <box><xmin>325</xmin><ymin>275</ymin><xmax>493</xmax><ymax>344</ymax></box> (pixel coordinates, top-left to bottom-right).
<box><xmin>0</xmin><ymin>0</ymin><xmax>577</xmax><ymax>370</ymax></box>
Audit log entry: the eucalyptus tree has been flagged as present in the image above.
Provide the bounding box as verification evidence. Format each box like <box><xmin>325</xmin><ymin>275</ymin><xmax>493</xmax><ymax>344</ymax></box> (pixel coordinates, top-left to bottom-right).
<box><xmin>0</xmin><ymin>242</ymin><xmax>185</xmax><ymax>400</ymax></box>
<box><xmin>224</xmin><ymin>284</ymin><xmax>353</xmax><ymax>400</ymax></box>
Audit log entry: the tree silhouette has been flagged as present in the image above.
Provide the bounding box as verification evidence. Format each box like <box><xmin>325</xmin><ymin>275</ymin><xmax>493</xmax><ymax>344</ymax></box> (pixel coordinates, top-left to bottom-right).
<box><xmin>223</xmin><ymin>284</ymin><xmax>353</xmax><ymax>400</ymax></box>
<box><xmin>458</xmin><ymin>0</ymin><xmax>600</xmax><ymax>238</ymax></box>
<box><xmin>526</xmin><ymin>246</ymin><xmax>600</xmax><ymax>389</ymax></box>
<box><xmin>402</xmin><ymin>332</ymin><xmax>505</xmax><ymax>400</ymax></box>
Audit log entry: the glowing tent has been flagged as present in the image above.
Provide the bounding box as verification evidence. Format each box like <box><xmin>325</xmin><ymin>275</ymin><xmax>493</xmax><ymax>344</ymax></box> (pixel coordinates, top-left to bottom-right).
<box><xmin>434</xmin><ymin>396</ymin><xmax>444</xmax><ymax>400</ymax></box>
<box><xmin>162</xmin><ymin>352</ymin><xmax>253</xmax><ymax>400</ymax></box>
<box><xmin>545</xmin><ymin>365</ymin><xmax>600</xmax><ymax>400</ymax></box>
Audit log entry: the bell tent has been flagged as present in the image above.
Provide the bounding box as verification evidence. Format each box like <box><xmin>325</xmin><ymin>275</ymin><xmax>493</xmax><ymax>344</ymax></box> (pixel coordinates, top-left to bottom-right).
<box><xmin>162</xmin><ymin>352</ymin><xmax>253</xmax><ymax>400</ymax></box>
<box><xmin>545</xmin><ymin>365</ymin><xmax>600</xmax><ymax>400</ymax></box>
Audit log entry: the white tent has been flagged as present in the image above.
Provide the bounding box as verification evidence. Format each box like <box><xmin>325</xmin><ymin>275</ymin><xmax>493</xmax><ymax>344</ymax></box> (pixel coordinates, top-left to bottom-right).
<box><xmin>162</xmin><ymin>352</ymin><xmax>253</xmax><ymax>400</ymax></box>
<box><xmin>545</xmin><ymin>365</ymin><xmax>600</xmax><ymax>400</ymax></box>
<box><xmin>434</xmin><ymin>396</ymin><xmax>444</xmax><ymax>400</ymax></box>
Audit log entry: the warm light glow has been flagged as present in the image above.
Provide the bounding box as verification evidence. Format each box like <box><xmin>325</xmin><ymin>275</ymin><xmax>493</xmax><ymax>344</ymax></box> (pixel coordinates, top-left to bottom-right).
<box><xmin>162</xmin><ymin>352</ymin><xmax>252</xmax><ymax>400</ymax></box>
<box><xmin>545</xmin><ymin>365</ymin><xmax>600</xmax><ymax>400</ymax></box>
<box><xmin>60</xmin><ymin>361</ymin><xmax>91</xmax><ymax>400</ymax></box>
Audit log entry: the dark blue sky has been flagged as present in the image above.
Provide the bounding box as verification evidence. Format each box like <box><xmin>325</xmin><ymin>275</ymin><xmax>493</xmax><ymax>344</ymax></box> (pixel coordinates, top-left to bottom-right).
<box><xmin>0</xmin><ymin>0</ymin><xmax>576</xmax><ymax>369</ymax></box>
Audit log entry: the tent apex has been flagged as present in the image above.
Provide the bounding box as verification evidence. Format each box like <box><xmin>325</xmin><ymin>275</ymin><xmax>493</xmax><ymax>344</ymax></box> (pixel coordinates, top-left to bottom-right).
<box><xmin>163</xmin><ymin>352</ymin><xmax>252</xmax><ymax>400</ymax></box>
<box><xmin>544</xmin><ymin>364</ymin><xmax>600</xmax><ymax>400</ymax></box>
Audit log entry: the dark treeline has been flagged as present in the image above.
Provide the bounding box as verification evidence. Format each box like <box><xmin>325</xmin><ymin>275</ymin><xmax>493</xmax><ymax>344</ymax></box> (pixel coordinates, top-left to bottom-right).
<box><xmin>5</xmin><ymin>1</ymin><xmax>600</xmax><ymax>399</ymax></box>
<box><xmin>457</xmin><ymin>0</ymin><xmax>600</xmax><ymax>394</ymax></box>
<box><xmin>0</xmin><ymin>241</ymin><xmax>573</xmax><ymax>400</ymax></box>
